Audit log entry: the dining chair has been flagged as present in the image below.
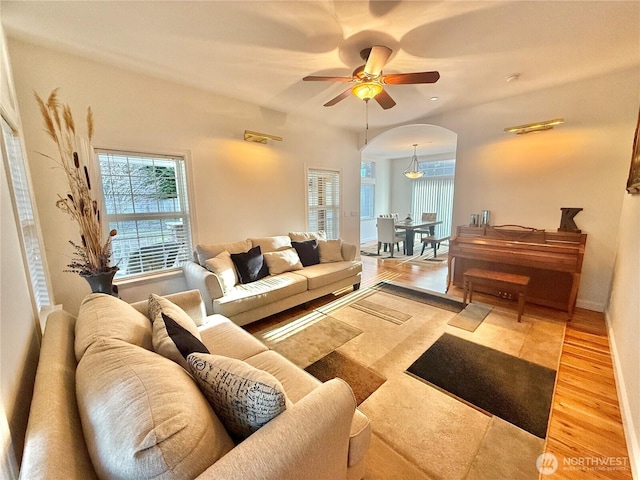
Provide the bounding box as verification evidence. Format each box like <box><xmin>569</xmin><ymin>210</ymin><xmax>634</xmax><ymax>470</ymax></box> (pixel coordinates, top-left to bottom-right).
<box><xmin>377</xmin><ymin>217</ymin><xmax>404</xmax><ymax>257</ymax></box>
<box><xmin>414</xmin><ymin>212</ymin><xmax>438</xmax><ymax>240</ymax></box>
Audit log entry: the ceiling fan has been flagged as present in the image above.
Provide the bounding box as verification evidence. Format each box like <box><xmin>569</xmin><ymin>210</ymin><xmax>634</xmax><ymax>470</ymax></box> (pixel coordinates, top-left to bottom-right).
<box><xmin>303</xmin><ymin>45</ymin><xmax>440</xmax><ymax>110</ymax></box>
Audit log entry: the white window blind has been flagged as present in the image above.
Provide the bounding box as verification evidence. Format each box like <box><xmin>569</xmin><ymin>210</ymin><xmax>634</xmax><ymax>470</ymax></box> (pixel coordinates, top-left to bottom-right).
<box><xmin>411</xmin><ymin>176</ymin><xmax>455</xmax><ymax>238</ymax></box>
<box><xmin>97</xmin><ymin>150</ymin><xmax>193</xmax><ymax>278</ymax></box>
<box><xmin>307</xmin><ymin>168</ymin><xmax>340</xmax><ymax>239</ymax></box>
<box><xmin>1</xmin><ymin>117</ymin><xmax>52</xmax><ymax>311</ymax></box>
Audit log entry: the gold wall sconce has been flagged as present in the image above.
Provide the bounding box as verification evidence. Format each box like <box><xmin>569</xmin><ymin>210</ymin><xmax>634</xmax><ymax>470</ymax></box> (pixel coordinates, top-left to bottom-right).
<box><xmin>504</xmin><ymin>118</ymin><xmax>564</xmax><ymax>135</ymax></box>
<box><xmin>243</xmin><ymin>130</ymin><xmax>283</xmax><ymax>144</ymax></box>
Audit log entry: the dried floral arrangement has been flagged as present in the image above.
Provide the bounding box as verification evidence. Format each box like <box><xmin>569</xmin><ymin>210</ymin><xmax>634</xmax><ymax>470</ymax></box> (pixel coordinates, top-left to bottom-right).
<box><xmin>34</xmin><ymin>89</ymin><xmax>117</xmax><ymax>276</ymax></box>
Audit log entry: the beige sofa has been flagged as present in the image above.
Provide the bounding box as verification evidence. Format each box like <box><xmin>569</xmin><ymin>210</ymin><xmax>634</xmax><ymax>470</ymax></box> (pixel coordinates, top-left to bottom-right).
<box><xmin>183</xmin><ymin>233</ymin><xmax>362</xmax><ymax>325</ymax></box>
<box><xmin>20</xmin><ymin>290</ymin><xmax>371</xmax><ymax>480</ymax></box>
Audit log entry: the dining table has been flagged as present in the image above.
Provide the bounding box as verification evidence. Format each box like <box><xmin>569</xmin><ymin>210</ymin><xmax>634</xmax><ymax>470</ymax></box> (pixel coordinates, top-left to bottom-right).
<box><xmin>394</xmin><ymin>219</ymin><xmax>443</xmax><ymax>255</ymax></box>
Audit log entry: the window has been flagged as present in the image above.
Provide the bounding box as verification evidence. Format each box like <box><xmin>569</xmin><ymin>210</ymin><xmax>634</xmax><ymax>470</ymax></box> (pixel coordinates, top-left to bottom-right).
<box><xmin>1</xmin><ymin>117</ymin><xmax>52</xmax><ymax>311</ymax></box>
<box><xmin>360</xmin><ymin>161</ymin><xmax>376</xmax><ymax>219</ymax></box>
<box><xmin>97</xmin><ymin>150</ymin><xmax>193</xmax><ymax>278</ymax></box>
<box><xmin>361</xmin><ymin>161</ymin><xmax>375</xmax><ymax>178</ymax></box>
<box><xmin>307</xmin><ymin>168</ymin><xmax>340</xmax><ymax>239</ymax></box>
<box><xmin>411</xmin><ymin>159</ymin><xmax>456</xmax><ymax>238</ymax></box>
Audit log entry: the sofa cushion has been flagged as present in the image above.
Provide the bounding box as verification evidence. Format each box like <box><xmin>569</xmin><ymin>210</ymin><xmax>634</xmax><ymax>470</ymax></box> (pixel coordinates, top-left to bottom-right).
<box><xmin>249</xmin><ymin>235</ymin><xmax>292</xmax><ymax>253</ymax></box>
<box><xmin>75</xmin><ymin>293</ymin><xmax>152</xmax><ymax>362</ymax></box>
<box><xmin>204</xmin><ymin>250</ymin><xmax>238</xmax><ymax>293</ymax></box>
<box><xmin>187</xmin><ymin>353</ymin><xmax>289</xmax><ymax>441</ymax></box>
<box><xmin>196</xmin><ymin>239</ymin><xmax>252</xmax><ymax>265</ymax></box>
<box><xmin>263</xmin><ymin>248</ymin><xmax>303</xmax><ymax>275</ymax></box>
<box><xmin>199</xmin><ymin>315</ymin><xmax>269</xmax><ymax>360</ymax></box>
<box><xmin>76</xmin><ymin>338</ymin><xmax>234</xmax><ymax>480</ymax></box>
<box><xmin>293</xmin><ymin>261</ymin><xmax>362</xmax><ymax>290</ymax></box>
<box><xmin>318</xmin><ymin>239</ymin><xmax>344</xmax><ymax>263</ymax></box>
<box><xmin>149</xmin><ymin>293</ymin><xmax>202</xmax><ymax>370</ymax></box>
<box><xmin>288</xmin><ymin>231</ymin><xmax>327</xmax><ymax>242</ymax></box>
<box><xmin>292</xmin><ymin>239</ymin><xmax>320</xmax><ymax>267</ymax></box>
<box><xmin>231</xmin><ymin>246</ymin><xmax>270</xmax><ymax>284</ymax></box>
<box><xmin>214</xmin><ymin>272</ymin><xmax>307</xmax><ymax>318</ymax></box>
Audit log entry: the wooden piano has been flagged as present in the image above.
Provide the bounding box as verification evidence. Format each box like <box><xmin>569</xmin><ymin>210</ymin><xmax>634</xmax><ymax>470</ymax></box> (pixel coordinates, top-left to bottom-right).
<box><xmin>447</xmin><ymin>225</ymin><xmax>587</xmax><ymax>319</ymax></box>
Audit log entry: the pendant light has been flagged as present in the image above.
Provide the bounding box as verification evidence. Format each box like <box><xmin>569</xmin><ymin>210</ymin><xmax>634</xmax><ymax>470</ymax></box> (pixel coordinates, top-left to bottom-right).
<box><xmin>403</xmin><ymin>144</ymin><xmax>423</xmax><ymax>179</ymax></box>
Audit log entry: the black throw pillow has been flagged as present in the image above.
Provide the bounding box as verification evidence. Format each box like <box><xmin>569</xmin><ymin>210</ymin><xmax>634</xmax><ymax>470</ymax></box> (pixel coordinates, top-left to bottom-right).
<box><xmin>291</xmin><ymin>240</ymin><xmax>320</xmax><ymax>267</ymax></box>
<box><xmin>231</xmin><ymin>246</ymin><xmax>269</xmax><ymax>284</ymax></box>
<box><xmin>162</xmin><ymin>312</ymin><xmax>210</xmax><ymax>359</ymax></box>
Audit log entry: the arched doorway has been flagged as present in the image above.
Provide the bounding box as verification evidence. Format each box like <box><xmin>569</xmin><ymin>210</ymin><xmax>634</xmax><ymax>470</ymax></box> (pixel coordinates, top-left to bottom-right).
<box><xmin>359</xmin><ymin>124</ymin><xmax>458</xmax><ymax>245</ymax></box>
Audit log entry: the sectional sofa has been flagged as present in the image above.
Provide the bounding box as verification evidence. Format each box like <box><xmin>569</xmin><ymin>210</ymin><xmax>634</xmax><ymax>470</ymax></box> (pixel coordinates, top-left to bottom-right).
<box><xmin>20</xmin><ymin>289</ymin><xmax>371</xmax><ymax>479</ymax></box>
<box><xmin>183</xmin><ymin>232</ymin><xmax>363</xmax><ymax>325</ymax></box>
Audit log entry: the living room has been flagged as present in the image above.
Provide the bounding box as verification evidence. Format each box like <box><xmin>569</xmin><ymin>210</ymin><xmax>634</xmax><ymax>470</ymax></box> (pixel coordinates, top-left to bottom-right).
<box><xmin>1</xmin><ymin>1</ymin><xmax>639</xmax><ymax>479</ymax></box>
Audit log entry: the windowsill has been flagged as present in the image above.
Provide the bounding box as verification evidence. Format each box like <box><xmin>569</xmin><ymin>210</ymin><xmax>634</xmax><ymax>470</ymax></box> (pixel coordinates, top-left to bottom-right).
<box><xmin>113</xmin><ymin>268</ymin><xmax>183</xmax><ymax>288</ymax></box>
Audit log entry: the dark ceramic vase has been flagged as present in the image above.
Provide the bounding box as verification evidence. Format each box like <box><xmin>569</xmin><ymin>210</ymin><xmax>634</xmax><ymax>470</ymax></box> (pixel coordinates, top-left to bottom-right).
<box><xmin>82</xmin><ymin>267</ymin><xmax>119</xmax><ymax>296</ymax></box>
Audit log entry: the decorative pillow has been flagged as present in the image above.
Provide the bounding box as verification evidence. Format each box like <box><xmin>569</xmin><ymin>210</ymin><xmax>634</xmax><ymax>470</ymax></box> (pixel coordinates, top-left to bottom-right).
<box><xmin>76</xmin><ymin>338</ymin><xmax>234</xmax><ymax>479</ymax></box>
<box><xmin>249</xmin><ymin>236</ymin><xmax>292</xmax><ymax>253</ymax></box>
<box><xmin>196</xmin><ymin>239</ymin><xmax>252</xmax><ymax>265</ymax></box>
<box><xmin>288</xmin><ymin>231</ymin><xmax>327</xmax><ymax>242</ymax></box>
<box><xmin>263</xmin><ymin>248</ymin><xmax>304</xmax><ymax>275</ymax></box>
<box><xmin>163</xmin><ymin>313</ymin><xmax>210</xmax><ymax>359</ymax></box>
<box><xmin>204</xmin><ymin>250</ymin><xmax>238</xmax><ymax>293</ymax></box>
<box><xmin>231</xmin><ymin>246</ymin><xmax>269</xmax><ymax>284</ymax></box>
<box><xmin>187</xmin><ymin>353</ymin><xmax>289</xmax><ymax>441</ymax></box>
<box><xmin>291</xmin><ymin>239</ymin><xmax>320</xmax><ymax>267</ymax></box>
<box><xmin>148</xmin><ymin>293</ymin><xmax>202</xmax><ymax>370</ymax></box>
<box><xmin>318</xmin><ymin>239</ymin><xmax>344</xmax><ymax>263</ymax></box>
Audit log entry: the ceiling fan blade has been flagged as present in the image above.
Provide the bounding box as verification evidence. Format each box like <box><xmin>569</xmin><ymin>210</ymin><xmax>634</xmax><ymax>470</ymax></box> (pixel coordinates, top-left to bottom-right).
<box><xmin>323</xmin><ymin>88</ymin><xmax>352</xmax><ymax>107</ymax></box>
<box><xmin>383</xmin><ymin>71</ymin><xmax>440</xmax><ymax>85</ymax></box>
<box><xmin>364</xmin><ymin>45</ymin><xmax>392</xmax><ymax>78</ymax></box>
<box><xmin>303</xmin><ymin>75</ymin><xmax>353</xmax><ymax>82</ymax></box>
<box><xmin>374</xmin><ymin>89</ymin><xmax>396</xmax><ymax>110</ymax></box>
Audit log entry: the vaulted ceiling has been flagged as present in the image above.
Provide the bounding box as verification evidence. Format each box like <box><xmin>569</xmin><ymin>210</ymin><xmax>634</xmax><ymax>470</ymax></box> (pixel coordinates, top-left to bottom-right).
<box><xmin>3</xmin><ymin>1</ymin><xmax>639</xmax><ymax>142</ymax></box>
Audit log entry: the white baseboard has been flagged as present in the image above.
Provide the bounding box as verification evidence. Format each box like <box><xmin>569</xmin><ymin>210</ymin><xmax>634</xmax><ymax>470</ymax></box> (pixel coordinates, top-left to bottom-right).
<box><xmin>605</xmin><ymin>310</ymin><xmax>639</xmax><ymax>479</ymax></box>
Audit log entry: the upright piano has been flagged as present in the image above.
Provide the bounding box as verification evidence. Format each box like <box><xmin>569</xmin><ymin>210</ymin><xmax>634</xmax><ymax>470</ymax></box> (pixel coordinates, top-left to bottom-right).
<box><xmin>447</xmin><ymin>225</ymin><xmax>587</xmax><ymax>319</ymax></box>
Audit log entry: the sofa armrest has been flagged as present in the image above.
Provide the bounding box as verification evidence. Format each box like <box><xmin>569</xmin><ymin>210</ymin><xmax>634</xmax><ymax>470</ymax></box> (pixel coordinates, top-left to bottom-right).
<box><xmin>20</xmin><ymin>310</ymin><xmax>99</xmax><ymax>480</ymax></box>
<box><xmin>197</xmin><ymin>378</ymin><xmax>356</xmax><ymax>480</ymax></box>
<box><xmin>182</xmin><ymin>261</ymin><xmax>224</xmax><ymax>315</ymax></box>
<box><xmin>341</xmin><ymin>242</ymin><xmax>357</xmax><ymax>261</ymax></box>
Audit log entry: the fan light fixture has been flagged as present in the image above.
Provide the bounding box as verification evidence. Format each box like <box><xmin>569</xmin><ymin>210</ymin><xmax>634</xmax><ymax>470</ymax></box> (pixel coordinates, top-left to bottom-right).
<box><xmin>403</xmin><ymin>144</ymin><xmax>423</xmax><ymax>179</ymax></box>
<box><xmin>504</xmin><ymin>118</ymin><xmax>564</xmax><ymax>135</ymax></box>
<box><xmin>352</xmin><ymin>81</ymin><xmax>383</xmax><ymax>101</ymax></box>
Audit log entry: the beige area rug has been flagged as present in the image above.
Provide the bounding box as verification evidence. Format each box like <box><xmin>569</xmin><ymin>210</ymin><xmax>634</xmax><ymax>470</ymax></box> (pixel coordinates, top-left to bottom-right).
<box><xmin>251</xmin><ymin>281</ymin><xmax>566</xmax><ymax>480</ymax></box>
<box><xmin>448</xmin><ymin>303</ymin><xmax>493</xmax><ymax>332</ymax></box>
<box><xmin>349</xmin><ymin>298</ymin><xmax>412</xmax><ymax>325</ymax></box>
<box><xmin>360</xmin><ymin>240</ymin><xmax>449</xmax><ymax>265</ymax></box>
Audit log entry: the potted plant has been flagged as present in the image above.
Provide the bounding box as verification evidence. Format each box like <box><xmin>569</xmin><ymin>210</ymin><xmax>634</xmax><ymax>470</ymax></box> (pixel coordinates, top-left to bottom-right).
<box><xmin>35</xmin><ymin>89</ymin><xmax>118</xmax><ymax>294</ymax></box>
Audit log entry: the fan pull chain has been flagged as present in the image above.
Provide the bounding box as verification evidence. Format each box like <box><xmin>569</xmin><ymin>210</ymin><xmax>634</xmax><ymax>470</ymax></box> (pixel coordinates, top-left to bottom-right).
<box><xmin>365</xmin><ymin>98</ymin><xmax>370</xmax><ymax>145</ymax></box>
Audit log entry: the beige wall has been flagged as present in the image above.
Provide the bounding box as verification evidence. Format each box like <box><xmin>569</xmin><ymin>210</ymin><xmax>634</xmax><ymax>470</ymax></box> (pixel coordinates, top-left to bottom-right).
<box><xmin>608</xmin><ymin>192</ymin><xmax>640</xmax><ymax>477</ymax></box>
<box><xmin>8</xmin><ymin>38</ymin><xmax>360</xmax><ymax>314</ymax></box>
<box><xmin>0</xmin><ymin>28</ymin><xmax>40</xmax><ymax>478</ymax></box>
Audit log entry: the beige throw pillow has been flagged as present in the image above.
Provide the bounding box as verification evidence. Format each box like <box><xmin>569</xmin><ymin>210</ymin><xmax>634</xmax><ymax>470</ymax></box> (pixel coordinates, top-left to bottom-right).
<box><xmin>263</xmin><ymin>248</ymin><xmax>304</xmax><ymax>275</ymax></box>
<box><xmin>204</xmin><ymin>250</ymin><xmax>238</xmax><ymax>293</ymax></box>
<box><xmin>148</xmin><ymin>294</ymin><xmax>202</xmax><ymax>370</ymax></box>
<box><xmin>187</xmin><ymin>353</ymin><xmax>289</xmax><ymax>441</ymax></box>
<box><xmin>196</xmin><ymin>239</ymin><xmax>252</xmax><ymax>265</ymax></box>
<box><xmin>318</xmin><ymin>239</ymin><xmax>344</xmax><ymax>263</ymax></box>
<box><xmin>249</xmin><ymin>236</ymin><xmax>292</xmax><ymax>253</ymax></box>
<box><xmin>288</xmin><ymin>231</ymin><xmax>327</xmax><ymax>242</ymax></box>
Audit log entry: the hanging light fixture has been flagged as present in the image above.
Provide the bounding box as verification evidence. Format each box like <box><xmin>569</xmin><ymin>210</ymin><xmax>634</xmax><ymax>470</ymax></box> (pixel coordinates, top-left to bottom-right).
<box><xmin>351</xmin><ymin>81</ymin><xmax>383</xmax><ymax>101</ymax></box>
<box><xmin>403</xmin><ymin>144</ymin><xmax>423</xmax><ymax>179</ymax></box>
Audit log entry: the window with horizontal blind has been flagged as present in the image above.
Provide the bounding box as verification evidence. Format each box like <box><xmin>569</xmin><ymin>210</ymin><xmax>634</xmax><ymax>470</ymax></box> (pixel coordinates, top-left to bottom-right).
<box><xmin>307</xmin><ymin>167</ymin><xmax>340</xmax><ymax>239</ymax></box>
<box><xmin>1</xmin><ymin>116</ymin><xmax>52</xmax><ymax>311</ymax></box>
<box><xmin>97</xmin><ymin>150</ymin><xmax>193</xmax><ymax>278</ymax></box>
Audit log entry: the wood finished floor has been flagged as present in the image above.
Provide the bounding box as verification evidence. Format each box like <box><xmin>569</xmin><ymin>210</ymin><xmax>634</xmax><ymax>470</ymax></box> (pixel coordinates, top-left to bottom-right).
<box><xmin>245</xmin><ymin>252</ymin><xmax>633</xmax><ymax>478</ymax></box>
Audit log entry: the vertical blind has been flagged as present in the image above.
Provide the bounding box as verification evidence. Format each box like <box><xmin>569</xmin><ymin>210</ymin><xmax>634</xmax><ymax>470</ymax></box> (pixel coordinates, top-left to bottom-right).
<box><xmin>97</xmin><ymin>150</ymin><xmax>193</xmax><ymax>277</ymax></box>
<box><xmin>307</xmin><ymin>168</ymin><xmax>341</xmax><ymax>239</ymax></box>
<box><xmin>1</xmin><ymin>117</ymin><xmax>52</xmax><ymax>311</ymax></box>
<box><xmin>411</xmin><ymin>176</ymin><xmax>455</xmax><ymax>237</ymax></box>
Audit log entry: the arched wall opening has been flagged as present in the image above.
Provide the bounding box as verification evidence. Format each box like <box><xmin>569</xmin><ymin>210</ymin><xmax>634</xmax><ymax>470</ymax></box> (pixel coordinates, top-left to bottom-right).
<box><xmin>359</xmin><ymin>124</ymin><xmax>458</xmax><ymax>244</ymax></box>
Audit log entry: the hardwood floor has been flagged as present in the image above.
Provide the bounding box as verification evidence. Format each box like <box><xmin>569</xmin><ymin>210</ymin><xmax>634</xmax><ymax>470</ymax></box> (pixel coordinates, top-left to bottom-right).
<box><xmin>356</xmin><ymin>254</ymin><xmax>633</xmax><ymax>479</ymax></box>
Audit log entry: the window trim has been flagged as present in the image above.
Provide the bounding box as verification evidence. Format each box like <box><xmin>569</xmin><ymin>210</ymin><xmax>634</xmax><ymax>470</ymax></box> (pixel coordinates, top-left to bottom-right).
<box><xmin>95</xmin><ymin>147</ymin><xmax>198</xmax><ymax>281</ymax></box>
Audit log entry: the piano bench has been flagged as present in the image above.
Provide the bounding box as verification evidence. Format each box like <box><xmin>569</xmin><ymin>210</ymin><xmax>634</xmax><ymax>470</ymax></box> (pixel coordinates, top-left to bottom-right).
<box><xmin>420</xmin><ymin>235</ymin><xmax>451</xmax><ymax>257</ymax></box>
<box><xmin>462</xmin><ymin>268</ymin><xmax>530</xmax><ymax>322</ymax></box>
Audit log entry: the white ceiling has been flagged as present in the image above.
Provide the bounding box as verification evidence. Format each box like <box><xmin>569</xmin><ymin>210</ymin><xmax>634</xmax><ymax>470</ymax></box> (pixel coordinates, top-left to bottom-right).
<box><xmin>2</xmin><ymin>0</ymin><xmax>639</xmax><ymax>156</ymax></box>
